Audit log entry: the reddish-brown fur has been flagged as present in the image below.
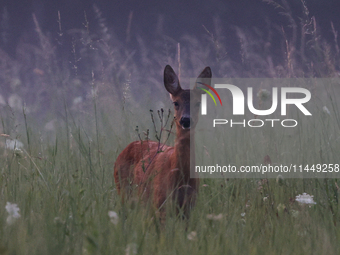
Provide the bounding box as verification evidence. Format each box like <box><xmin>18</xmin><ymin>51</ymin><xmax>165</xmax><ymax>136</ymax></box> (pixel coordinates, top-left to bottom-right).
<box><xmin>114</xmin><ymin>65</ymin><xmax>211</xmax><ymax>216</ymax></box>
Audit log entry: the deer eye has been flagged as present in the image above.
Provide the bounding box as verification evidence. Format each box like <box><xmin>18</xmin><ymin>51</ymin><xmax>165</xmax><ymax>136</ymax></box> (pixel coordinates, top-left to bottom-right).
<box><xmin>173</xmin><ymin>102</ymin><xmax>179</xmax><ymax>107</ymax></box>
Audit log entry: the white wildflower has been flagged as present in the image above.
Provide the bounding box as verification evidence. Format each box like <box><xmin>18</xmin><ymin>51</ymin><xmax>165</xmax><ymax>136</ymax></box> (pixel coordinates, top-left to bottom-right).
<box><xmin>323</xmin><ymin>106</ymin><xmax>330</xmax><ymax>115</ymax></box>
<box><xmin>108</xmin><ymin>211</ymin><xmax>119</xmax><ymax>225</ymax></box>
<box><xmin>5</xmin><ymin>202</ymin><xmax>21</xmax><ymax>225</ymax></box>
<box><xmin>295</xmin><ymin>193</ymin><xmax>316</xmax><ymax>205</ymax></box>
<box><xmin>187</xmin><ymin>231</ymin><xmax>197</xmax><ymax>241</ymax></box>
<box><xmin>5</xmin><ymin>139</ymin><xmax>23</xmax><ymax>150</ymax></box>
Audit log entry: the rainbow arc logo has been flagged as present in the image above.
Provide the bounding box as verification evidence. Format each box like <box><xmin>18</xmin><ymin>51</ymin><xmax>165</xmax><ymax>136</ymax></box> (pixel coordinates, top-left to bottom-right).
<box><xmin>196</xmin><ymin>82</ymin><xmax>222</xmax><ymax>106</ymax></box>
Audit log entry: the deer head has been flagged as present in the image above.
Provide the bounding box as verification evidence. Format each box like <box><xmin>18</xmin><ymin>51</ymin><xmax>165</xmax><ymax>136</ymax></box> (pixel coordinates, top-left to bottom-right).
<box><xmin>164</xmin><ymin>65</ymin><xmax>212</xmax><ymax>130</ymax></box>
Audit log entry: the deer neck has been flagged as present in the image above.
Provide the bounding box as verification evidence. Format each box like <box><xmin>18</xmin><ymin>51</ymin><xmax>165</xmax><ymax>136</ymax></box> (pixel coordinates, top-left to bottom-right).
<box><xmin>171</xmin><ymin>125</ymin><xmax>195</xmax><ymax>182</ymax></box>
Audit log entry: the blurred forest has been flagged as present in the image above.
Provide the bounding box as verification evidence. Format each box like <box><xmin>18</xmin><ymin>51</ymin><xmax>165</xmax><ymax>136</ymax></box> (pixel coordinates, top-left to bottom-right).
<box><xmin>0</xmin><ymin>0</ymin><xmax>339</xmax><ymax>127</ymax></box>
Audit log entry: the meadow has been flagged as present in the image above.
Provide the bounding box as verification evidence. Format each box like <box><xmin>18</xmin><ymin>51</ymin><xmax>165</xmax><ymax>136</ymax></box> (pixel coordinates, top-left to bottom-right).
<box><xmin>1</xmin><ymin>1</ymin><xmax>340</xmax><ymax>254</ymax></box>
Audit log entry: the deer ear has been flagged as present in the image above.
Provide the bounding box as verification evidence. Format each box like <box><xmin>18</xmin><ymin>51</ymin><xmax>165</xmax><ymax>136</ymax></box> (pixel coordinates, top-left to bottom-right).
<box><xmin>194</xmin><ymin>66</ymin><xmax>212</xmax><ymax>93</ymax></box>
<box><xmin>198</xmin><ymin>66</ymin><xmax>212</xmax><ymax>80</ymax></box>
<box><xmin>164</xmin><ymin>65</ymin><xmax>181</xmax><ymax>95</ymax></box>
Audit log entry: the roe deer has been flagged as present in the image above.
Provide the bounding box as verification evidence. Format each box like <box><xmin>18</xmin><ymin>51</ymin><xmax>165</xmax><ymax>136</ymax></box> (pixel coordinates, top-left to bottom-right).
<box><xmin>114</xmin><ymin>65</ymin><xmax>212</xmax><ymax>216</ymax></box>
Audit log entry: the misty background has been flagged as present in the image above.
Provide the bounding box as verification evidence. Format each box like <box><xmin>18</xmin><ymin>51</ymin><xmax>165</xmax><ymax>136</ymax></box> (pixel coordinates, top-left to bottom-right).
<box><xmin>0</xmin><ymin>0</ymin><xmax>339</xmax><ymax>136</ymax></box>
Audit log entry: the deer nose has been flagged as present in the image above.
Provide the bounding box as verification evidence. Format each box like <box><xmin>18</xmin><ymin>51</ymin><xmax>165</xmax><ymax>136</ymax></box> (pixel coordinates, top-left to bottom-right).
<box><xmin>180</xmin><ymin>117</ymin><xmax>191</xmax><ymax>129</ymax></box>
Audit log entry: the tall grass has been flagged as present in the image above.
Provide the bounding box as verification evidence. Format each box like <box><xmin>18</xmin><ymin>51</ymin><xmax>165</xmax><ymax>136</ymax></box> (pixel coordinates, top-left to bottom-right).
<box><xmin>0</xmin><ymin>1</ymin><xmax>340</xmax><ymax>254</ymax></box>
